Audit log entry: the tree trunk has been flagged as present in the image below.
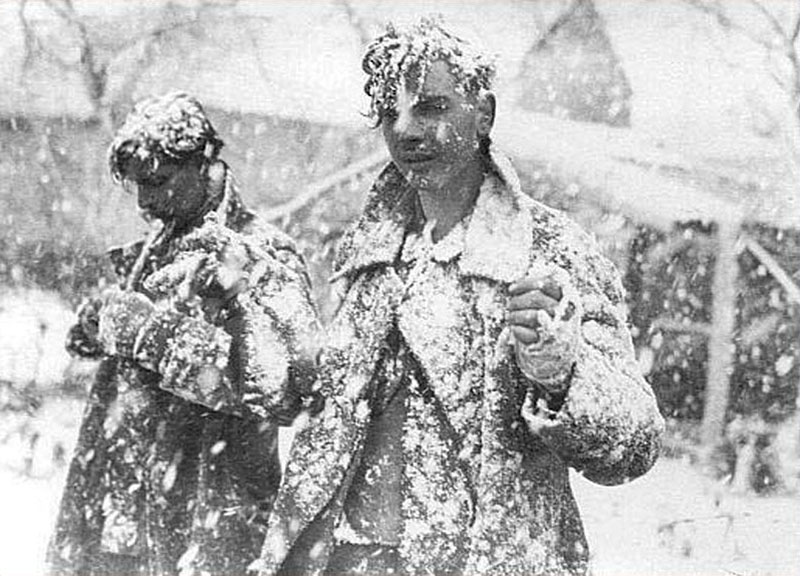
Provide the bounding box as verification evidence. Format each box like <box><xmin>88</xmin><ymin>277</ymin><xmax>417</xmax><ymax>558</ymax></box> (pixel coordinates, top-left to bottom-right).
<box><xmin>701</xmin><ymin>220</ymin><xmax>740</xmax><ymax>456</ymax></box>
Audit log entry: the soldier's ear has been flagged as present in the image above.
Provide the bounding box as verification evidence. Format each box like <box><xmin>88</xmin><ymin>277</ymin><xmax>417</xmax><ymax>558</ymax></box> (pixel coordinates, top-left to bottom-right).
<box><xmin>477</xmin><ymin>92</ymin><xmax>495</xmax><ymax>138</ymax></box>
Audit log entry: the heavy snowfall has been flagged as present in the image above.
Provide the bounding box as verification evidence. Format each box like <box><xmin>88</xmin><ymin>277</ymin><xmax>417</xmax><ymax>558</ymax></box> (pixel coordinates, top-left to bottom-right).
<box><xmin>1</xmin><ymin>1</ymin><xmax>799</xmax><ymax>575</ymax></box>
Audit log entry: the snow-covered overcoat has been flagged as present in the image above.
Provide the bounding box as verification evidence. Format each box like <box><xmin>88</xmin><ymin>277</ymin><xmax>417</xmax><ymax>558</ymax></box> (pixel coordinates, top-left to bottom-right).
<box><xmin>255</xmin><ymin>151</ymin><xmax>664</xmax><ymax>576</ymax></box>
<box><xmin>48</xmin><ymin>165</ymin><xmax>318</xmax><ymax>576</ymax></box>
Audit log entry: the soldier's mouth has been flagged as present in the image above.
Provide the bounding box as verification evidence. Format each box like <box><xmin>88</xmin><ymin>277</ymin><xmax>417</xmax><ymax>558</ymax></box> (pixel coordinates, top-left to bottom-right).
<box><xmin>401</xmin><ymin>152</ymin><xmax>436</xmax><ymax>164</ymax></box>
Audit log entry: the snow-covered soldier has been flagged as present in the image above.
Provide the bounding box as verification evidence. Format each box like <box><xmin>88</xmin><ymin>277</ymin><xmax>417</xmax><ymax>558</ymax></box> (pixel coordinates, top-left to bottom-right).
<box><xmin>48</xmin><ymin>92</ymin><xmax>319</xmax><ymax>576</ymax></box>
<box><xmin>253</xmin><ymin>17</ymin><xmax>665</xmax><ymax>576</ymax></box>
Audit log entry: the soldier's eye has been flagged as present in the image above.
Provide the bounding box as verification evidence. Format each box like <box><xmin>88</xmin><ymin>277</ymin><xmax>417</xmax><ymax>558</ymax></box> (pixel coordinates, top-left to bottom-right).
<box><xmin>416</xmin><ymin>99</ymin><xmax>448</xmax><ymax>115</ymax></box>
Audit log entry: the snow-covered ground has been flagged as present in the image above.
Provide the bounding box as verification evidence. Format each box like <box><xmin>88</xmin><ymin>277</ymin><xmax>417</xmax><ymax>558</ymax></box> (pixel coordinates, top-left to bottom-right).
<box><xmin>1</xmin><ymin>401</ymin><xmax>798</xmax><ymax>576</ymax></box>
<box><xmin>573</xmin><ymin>460</ymin><xmax>800</xmax><ymax>576</ymax></box>
<box><xmin>0</xmin><ymin>289</ymin><xmax>75</xmax><ymax>388</ymax></box>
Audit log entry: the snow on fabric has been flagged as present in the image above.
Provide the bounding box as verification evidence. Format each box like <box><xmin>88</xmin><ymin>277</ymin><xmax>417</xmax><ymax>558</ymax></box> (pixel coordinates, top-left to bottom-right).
<box><xmin>48</xmin><ymin>162</ymin><xmax>319</xmax><ymax>576</ymax></box>
<box><xmin>253</xmin><ymin>150</ymin><xmax>664</xmax><ymax>575</ymax></box>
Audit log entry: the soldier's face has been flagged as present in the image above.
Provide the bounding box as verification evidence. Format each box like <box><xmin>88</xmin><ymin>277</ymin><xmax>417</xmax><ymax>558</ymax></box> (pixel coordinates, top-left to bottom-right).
<box><xmin>381</xmin><ymin>60</ymin><xmax>492</xmax><ymax>191</ymax></box>
<box><xmin>122</xmin><ymin>159</ymin><xmax>206</xmax><ymax>224</ymax></box>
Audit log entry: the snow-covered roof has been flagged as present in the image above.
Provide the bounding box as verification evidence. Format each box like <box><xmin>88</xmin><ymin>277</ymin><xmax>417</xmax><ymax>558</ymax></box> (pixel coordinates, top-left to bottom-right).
<box><xmin>2</xmin><ymin>0</ymin><xmax>797</xmax><ymax>228</ymax></box>
<box><xmin>496</xmin><ymin>110</ymin><xmax>800</xmax><ymax>230</ymax></box>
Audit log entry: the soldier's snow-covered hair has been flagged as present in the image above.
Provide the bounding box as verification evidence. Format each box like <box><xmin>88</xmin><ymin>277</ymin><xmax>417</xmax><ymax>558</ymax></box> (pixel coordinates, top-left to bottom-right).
<box><xmin>362</xmin><ymin>16</ymin><xmax>497</xmax><ymax>122</ymax></box>
<box><xmin>108</xmin><ymin>91</ymin><xmax>223</xmax><ymax>182</ymax></box>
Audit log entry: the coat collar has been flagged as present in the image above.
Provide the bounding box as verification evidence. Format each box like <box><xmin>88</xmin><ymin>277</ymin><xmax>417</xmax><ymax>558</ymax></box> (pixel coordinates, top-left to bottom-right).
<box><xmin>333</xmin><ymin>147</ymin><xmax>533</xmax><ymax>284</ymax></box>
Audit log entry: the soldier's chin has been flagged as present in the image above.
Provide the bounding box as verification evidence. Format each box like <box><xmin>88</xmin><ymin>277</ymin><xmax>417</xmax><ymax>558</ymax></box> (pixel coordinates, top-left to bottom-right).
<box><xmin>404</xmin><ymin>168</ymin><xmax>442</xmax><ymax>189</ymax></box>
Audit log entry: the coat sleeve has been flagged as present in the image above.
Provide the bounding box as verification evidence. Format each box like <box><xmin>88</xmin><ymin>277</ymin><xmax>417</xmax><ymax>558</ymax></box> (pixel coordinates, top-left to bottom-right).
<box><xmin>130</xmin><ymin>230</ymin><xmax>320</xmax><ymax>424</ymax></box>
<box><xmin>521</xmin><ymin>222</ymin><xmax>664</xmax><ymax>486</ymax></box>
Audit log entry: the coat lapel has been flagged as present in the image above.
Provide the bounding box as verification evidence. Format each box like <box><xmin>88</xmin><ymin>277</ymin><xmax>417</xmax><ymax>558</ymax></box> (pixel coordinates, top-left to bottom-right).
<box><xmin>259</xmin><ymin>151</ymin><xmax>537</xmax><ymax>575</ymax></box>
<box><xmin>331</xmin><ymin>163</ymin><xmax>416</xmax><ymax>282</ymax></box>
<box><xmin>335</xmin><ymin>149</ymin><xmax>534</xmax><ymax>286</ymax></box>
<box><xmin>334</xmin><ymin>150</ymin><xmax>536</xmax><ymax>446</ymax></box>
<box><xmin>460</xmin><ymin>149</ymin><xmax>534</xmax><ymax>284</ymax></box>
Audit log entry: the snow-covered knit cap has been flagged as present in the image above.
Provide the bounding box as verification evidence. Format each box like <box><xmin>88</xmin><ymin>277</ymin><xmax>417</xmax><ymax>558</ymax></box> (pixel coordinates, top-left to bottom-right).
<box><xmin>362</xmin><ymin>16</ymin><xmax>497</xmax><ymax>121</ymax></box>
<box><xmin>108</xmin><ymin>91</ymin><xmax>223</xmax><ymax>182</ymax></box>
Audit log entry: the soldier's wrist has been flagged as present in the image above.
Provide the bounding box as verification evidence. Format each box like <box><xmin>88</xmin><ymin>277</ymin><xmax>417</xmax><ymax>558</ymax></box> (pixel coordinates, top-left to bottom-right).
<box><xmin>515</xmin><ymin>341</ymin><xmax>576</xmax><ymax>394</ymax></box>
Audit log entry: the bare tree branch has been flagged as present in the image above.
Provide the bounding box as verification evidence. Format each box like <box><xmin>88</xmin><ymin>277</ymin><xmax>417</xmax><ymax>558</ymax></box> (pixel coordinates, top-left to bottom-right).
<box><xmin>15</xmin><ymin>0</ymin><xmax>263</xmax><ymax>129</ymax></box>
<box><xmin>39</xmin><ymin>0</ymin><xmax>69</xmax><ymax>21</ymax></box>
<box><xmin>683</xmin><ymin>0</ymin><xmax>800</xmax><ymax>169</ymax></box>
<box><xmin>17</xmin><ymin>0</ymin><xmax>76</xmax><ymax>72</ymax></box>
<box><xmin>17</xmin><ymin>0</ymin><xmax>37</xmax><ymax>68</ymax></box>
<box><xmin>41</xmin><ymin>0</ymin><xmax>107</xmax><ymax>107</ymax></box>
<box><xmin>746</xmin><ymin>0</ymin><xmax>788</xmax><ymax>44</ymax></box>
<box><xmin>767</xmin><ymin>62</ymin><xmax>790</xmax><ymax>91</ymax></box>
<box><xmin>787</xmin><ymin>49</ymin><xmax>800</xmax><ymax>97</ymax></box>
<box><xmin>785</xmin><ymin>0</ymin><xmax>800</xmax><ymax>100</ymax></box>
<box><xmin>791</xmin><ymin>7</ymin><xmax>800</xmax><ymax>45</ymax></box>
<box><xmin>244</xmin><ymin>26</ymin><xmax>272</xmax><ymax>86</ymax></box>
<box><xmin>684</xmin><ymin>0</ymin><xmax>777</xmax><ymax>50</ymax></box>
<box><xmin>334</xmin><ymin>0</ymin><xmax>371</xmax><ymax>48</ymax></box>
<box><xmin>113</xmin><ymin>1</ymin><xmax>260</xmax><ymax>104</ymax></box>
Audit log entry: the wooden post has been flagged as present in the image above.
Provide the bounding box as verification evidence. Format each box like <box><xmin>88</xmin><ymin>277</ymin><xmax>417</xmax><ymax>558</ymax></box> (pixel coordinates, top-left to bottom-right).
<box><xmin>701</xmin><ymin>219</ymin><xmax>741</xmax><ymax>453</ymax></box>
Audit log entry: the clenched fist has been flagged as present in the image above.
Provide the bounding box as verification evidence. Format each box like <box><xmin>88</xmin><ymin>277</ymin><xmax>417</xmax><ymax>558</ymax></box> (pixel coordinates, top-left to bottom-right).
<box><xmin>97</xmin><ymin>289</ymin><xmax>156</xmax><ymax>358</ymax></box>
<box><xmin>65</xmin><ymin>297</ymin><xmax>105</xmax><ymax>358</ymax></box>
<box><xmin>507</xmin><ymin>263</ymin><xmax>582</xmax><ymax>395</ymax></box>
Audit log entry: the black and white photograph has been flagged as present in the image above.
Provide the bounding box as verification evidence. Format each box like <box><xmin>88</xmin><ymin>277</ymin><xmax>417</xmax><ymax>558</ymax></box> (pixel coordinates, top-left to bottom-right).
<box><xmin>0</xmin><ymin>1</ymin><xmax>798</xmax><ymax>575</ymax></box>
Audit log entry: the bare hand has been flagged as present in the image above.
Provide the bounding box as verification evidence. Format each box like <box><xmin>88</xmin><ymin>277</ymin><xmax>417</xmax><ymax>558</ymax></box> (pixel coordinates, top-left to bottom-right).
<box><xmin>65</xmin><ymin>297</ymin><xmax>105</xmax><ymax>358</ymax></box>
<box><xmin>506</xmin><ymin>266</ymin><xmax>582</xmax><ymax>391</ymax></box>
<box><xmin>507</xmin><ymin>274</ymin><xmax>573</xmax><ymax>345</ymax></box>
